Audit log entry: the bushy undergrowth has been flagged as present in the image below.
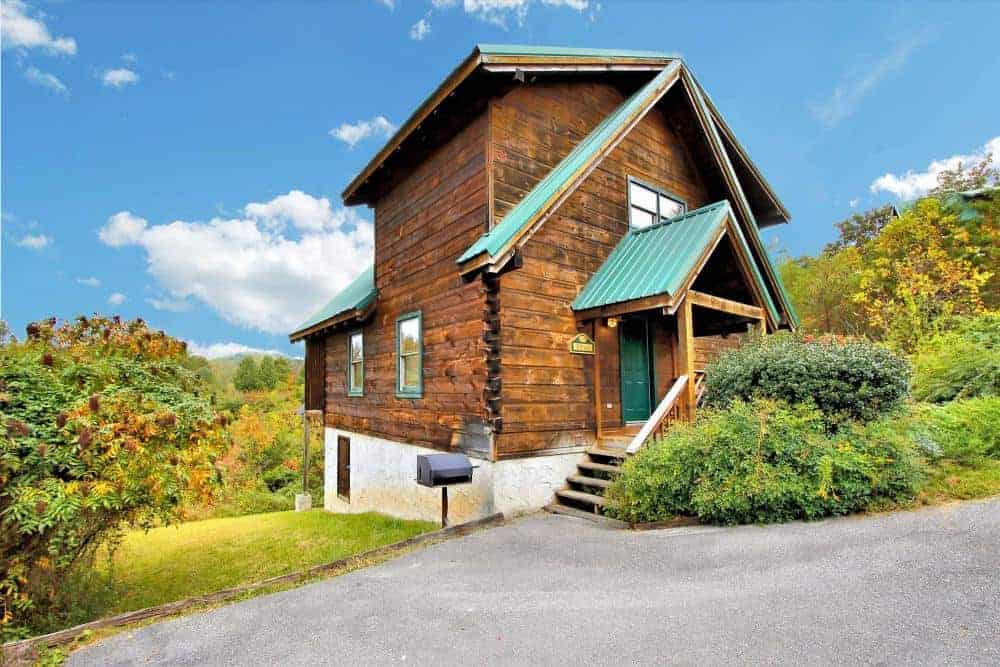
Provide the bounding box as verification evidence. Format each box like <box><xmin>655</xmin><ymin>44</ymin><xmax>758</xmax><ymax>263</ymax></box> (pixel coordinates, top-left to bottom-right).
<box><xmin>911</xmin><ymin>396</ymin><xmax>1000</xmax><ymax>463</ymax></box>
<box><xmin>910</xmin><ymin>314</ymin><xmax>1000</xmax><ymax>403</ymax></box>
<box><xmin>703</xmin><ymin>333</ymin><xmax>909</xmax><ymax>426</ymax></box>
<box><xmin>605</xmin><ymin>399</ymin><xmax>924</xmax><ymax>525</ymax></box>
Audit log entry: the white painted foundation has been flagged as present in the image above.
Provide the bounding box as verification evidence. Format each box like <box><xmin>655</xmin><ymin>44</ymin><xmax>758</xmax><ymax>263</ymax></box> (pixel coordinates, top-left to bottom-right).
<box><xmin>323</xmin><ymin>427</ymin><xmax>582</xmax><ymax>523</ymax></box>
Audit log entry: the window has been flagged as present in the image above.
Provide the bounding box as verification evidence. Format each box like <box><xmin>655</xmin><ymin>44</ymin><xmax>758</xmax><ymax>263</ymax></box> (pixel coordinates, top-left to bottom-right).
<box><xmin>396</xmin><ymin>312</ymin><xmax>422</xmax><ymax>397</ymax></box>
<box><xmin>628</xmin><ymin>178</ymin><xmax>686</xmax><ymax>229</ymax></box>
<box><xmin>348</xmin><ymin>331</ymin><xmax>364</xmax><ymax>396</ymax></box>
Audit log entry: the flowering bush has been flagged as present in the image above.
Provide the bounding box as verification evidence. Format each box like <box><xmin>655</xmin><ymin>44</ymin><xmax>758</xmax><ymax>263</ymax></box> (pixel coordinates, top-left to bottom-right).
<box><xmin>0</xmin><ymin>316</ymin><xmax>226</xmax><ymax>639</ymax></box>
<box><xmin>702</xmin><ymin>332</ymin><xmax>909</xmax><ymax>427</ymax></box>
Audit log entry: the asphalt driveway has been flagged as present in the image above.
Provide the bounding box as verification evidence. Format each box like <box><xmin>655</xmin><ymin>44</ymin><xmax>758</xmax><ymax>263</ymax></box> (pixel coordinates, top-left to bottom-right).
<box><xmin>70</xmin><ymin>499</ymin><xmax>1000</xmax><ymax>666</ymax></box>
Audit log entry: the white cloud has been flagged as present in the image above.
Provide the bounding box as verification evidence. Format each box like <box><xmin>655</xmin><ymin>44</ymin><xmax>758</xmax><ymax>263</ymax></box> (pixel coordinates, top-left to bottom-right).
<box><xmin>101</xmin><ymin>67</ymin><xmax>139</xmax><ymax>89</ymax></box>
<box><xmin>98</xmin><ymin>190</ymin><xmax>374</xmax><ymax>335</ymax></box>
<box><xmin>185</xmin><ymin>341</ymin><xmax>285</xmax><ymax>359</ymax></box>
<box><xmin>375</xmin><ymin>0</ymin><xmax>395</xmax><ymax>9</ymax></box>
<box><xmin>869</xmin><ymin>136</ymin><xmax>1000</xmax><ymax>199</ymax></box>
<box><xmin>810</xmin><ymin>36</ymin><xmax>925</xmax><ymax>127</ymax></box>
<box><xmin>146</xmin><ymin>296</ymin><xmax>192</xmax><ymax>312</ymax></box>
<box><xmin>410</xmin><ymin>17</ymin><xmax>431</xmax><ymax>40</ymax></box>
<box><xmin>24</xmin><ymin>66</ymin><xmax>68</xmax><ymax>95</ymax></box>
<box><xmin>431</xmin><ymin>0</ymin><xmax>458</xmax><ymax>6</ymax></box>
<box><xmin>16</xmin><ymin>233</ymin><xmax>51</xmax><ymax>249</ymax></box>
<box><xmin>99</xmin><ymin>211</ymin><xmax>148</xmax><ymax>246</ymax></box>
<box><xmin>329</xmin><ymin>116</ymin><xmax>396</xmax><ymax>148</ymax></box>
<box><xmin>1</xmin><ymin>0</ymin><xmax>76</xmax><ymax>55</ymax></box>
<box><xmin>848</xmin><ymin>198</ymin><xmax>860</xmax><ymax>209</ymax></box>
<box><xmin>122</xmin><ymin>52</ymin><xmax>137</xmax><ymax>63</ymax></box>
<box><xmin>244</xmin><ymin>189</ymin><xmax>366</xmax><ymax>233</ymax></box>
<box><xmin>107</xmin><ymin>292</ymin><xmax>127</xmax><ymax>305</ymax></box>
<box><xmin>77</xmin><ymin>276</ymin><xmax>101</xmax><ymax>287</ymax></box>
<box><xmin>456</xmin><ymin>0</ymin><xmax>587</xmax><ymax>28</ymax></box>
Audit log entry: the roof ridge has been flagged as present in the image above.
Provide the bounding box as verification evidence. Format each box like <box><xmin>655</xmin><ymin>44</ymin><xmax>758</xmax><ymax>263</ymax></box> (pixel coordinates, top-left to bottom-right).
<box><xmin>476</xmin><ymin>44</ymin><xmax>678</xmax><ymax>60</ymax></box>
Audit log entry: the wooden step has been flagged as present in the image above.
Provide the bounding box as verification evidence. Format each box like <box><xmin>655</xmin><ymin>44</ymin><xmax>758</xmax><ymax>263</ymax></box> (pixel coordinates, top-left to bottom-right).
<box><xmin>545</xmin><ymin>503</ymin><xmax>627</xmax><ymax>528</ymax></box>
<box><xmin>556</xmin><ymin>488</ymin><xmax>606</xmax><ymax>508</ymax></box>
<box><xmin>568</xmin><ymin>475</ymin><xmax>611</xmax><ymax>490</ymax></box>
<box><xmin>577</xmin><ymin>461</ymin><xmax>621</xmax><ymax>475</ymax></box>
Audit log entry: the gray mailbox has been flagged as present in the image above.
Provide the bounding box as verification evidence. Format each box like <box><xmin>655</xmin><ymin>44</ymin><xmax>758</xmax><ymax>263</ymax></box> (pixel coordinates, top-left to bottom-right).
<box><xmin>417</xmin><ymin>453</ymin><xmax>473</xmax><ymax>487</ymax></box>
<box><xmin>416</xmin><ymin>453</ymin><xmax>474</xmax><ymax>527</ymax></box>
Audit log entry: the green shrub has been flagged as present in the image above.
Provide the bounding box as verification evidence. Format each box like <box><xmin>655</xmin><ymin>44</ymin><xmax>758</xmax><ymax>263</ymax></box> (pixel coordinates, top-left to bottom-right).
<box><xmin>703</xmin><ymin>333</ymin><xmax>909</xmax><ymax>426</ymax></box>
<box><xmin>910</xmin><ymin>313</ymin><xmax>1000</xmax><ymax>403</ymax></box>
<box><xmin>605</xmin><ymin>399</ymin><xmax>923</xmax><ymax>525</ymax></box>
<box><xmin>912</xmin><ymin>396</ymin><xmax>1000</xmax><ymax>463</ymax></box>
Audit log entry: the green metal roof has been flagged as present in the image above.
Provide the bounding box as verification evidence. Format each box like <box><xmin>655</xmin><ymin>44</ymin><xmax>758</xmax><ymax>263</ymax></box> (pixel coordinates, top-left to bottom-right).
<box><xmin>571</xmin><ymin>200</ymin><xmax>780</xmax><ymax>324</ymax></box>
<box><xmin>476</xmin><ymin>44</ymin><xmax>675</xmax><ymax>60</ymax></box>
<box><xmin>289</xmin><ymin>264</ymin><xmax>376</xmax><ymax>340</ymax></box>
<box><xmin>458</xmin><ymin>60</ymin><xmax>681</xmax><ymax>266</ymax></box>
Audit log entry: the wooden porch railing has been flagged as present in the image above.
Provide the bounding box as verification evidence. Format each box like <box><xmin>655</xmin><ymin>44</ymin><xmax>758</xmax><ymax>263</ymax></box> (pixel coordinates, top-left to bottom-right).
<box><xmin>626</xmin><ymin>374</ymin><xmax>689</xmax><ymax>455</ymax></box>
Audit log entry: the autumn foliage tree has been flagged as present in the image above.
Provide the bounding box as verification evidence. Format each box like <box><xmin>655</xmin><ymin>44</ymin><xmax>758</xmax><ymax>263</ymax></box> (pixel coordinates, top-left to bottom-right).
<box><xmin>856</xmin><ymin>197</ymin><xmax>992</xmax><ymax>351</ymax></box>
<box><xmin>0</xmin><ymin>316</ymin><xmax>226</xmax><ymax>639</ymax></box>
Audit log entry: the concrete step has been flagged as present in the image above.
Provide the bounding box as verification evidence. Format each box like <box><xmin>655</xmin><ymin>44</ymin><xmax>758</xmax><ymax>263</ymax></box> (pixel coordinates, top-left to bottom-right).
<box><xmin>577</xmin><ymin>461</ymin><xmax>621</xmax><ymax>475</ymax></box>
<box><xmin>568</xmin><ymin>475</ymin><xmax>612</xmax><ymax>490</ymax></box>
<box><xmin>586</xmin><ymin>447</ymin><xmax>627</xmax><ymax>461</ymax></box>
<box><xmin>544</xmin><ymin>503</ymin><xmax>627</xmax><ymax>528</ymax></box>
<box><xmin>557</xmin><ymin>488</ymin><xmax>606</xmax><ymax>508</ymax></box>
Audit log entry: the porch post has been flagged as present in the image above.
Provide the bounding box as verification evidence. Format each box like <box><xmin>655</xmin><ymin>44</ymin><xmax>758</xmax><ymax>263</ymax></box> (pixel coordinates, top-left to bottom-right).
<box><xmin>676</xmin><ymin>296</ymin><xmax>696</xmax><ymax>422</ymax></box>
<box><xmin>592</xmin><ymin>319</ymin><xmax>603</xmax><ymax>440</ymax></box>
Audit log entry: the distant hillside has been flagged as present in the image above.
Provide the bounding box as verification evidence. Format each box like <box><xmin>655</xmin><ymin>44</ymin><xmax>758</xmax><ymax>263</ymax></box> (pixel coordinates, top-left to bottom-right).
<box><xmin>205</xmin><ymin>354</ymin><xmax>304</xmax><ymax>387</ymax></box>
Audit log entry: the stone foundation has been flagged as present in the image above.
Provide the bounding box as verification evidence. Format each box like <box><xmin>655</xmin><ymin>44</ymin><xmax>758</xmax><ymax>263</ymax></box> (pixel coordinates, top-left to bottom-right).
<box><xmin>323</xmin><ymin>428</ymin><xmax>581</xmax><ymax>523</ymax></box>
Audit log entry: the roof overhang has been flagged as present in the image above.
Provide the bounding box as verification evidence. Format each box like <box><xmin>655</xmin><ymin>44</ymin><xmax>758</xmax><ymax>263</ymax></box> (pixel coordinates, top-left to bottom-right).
<box><xmin>288</xmin><ymin>298</ymin><xmax>375</xmax><ymax>343</ymax></box>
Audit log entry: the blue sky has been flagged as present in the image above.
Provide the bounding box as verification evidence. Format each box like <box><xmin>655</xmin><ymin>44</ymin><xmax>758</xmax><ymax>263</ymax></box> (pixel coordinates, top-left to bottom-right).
<box><xmin>3</xmin><ymin>0</ymin><xmax>998</xmax><ymax>357</ymax></box>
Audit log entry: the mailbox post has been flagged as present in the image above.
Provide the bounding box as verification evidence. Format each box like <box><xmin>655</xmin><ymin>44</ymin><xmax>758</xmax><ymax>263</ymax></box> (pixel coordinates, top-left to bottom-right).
<box><xmin>416</xmin><ymin>453</ymin><xmax>474</xmax><ymax>527</ymax></box>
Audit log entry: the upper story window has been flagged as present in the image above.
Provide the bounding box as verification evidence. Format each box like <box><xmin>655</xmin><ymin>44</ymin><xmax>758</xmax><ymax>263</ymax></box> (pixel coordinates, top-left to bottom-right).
<box><xmin>348</xmin><ymin>331</ymin><xmax>364</xmax><ymax>396</ymax></box>
<box><xmin>628</xmin><ymin>178</ymin><xmax>686</xmax><ymax>229</ymax></box>
<box><xmin>396</xmin><ymin>311</ymin><xmax>422</xmax><ymax>398</ymax></box>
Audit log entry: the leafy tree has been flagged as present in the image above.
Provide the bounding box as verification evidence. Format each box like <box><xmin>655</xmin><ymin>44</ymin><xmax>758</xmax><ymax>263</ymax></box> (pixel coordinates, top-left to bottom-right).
<box><xmin>779</xmin><ymin>248</ymin><xmax>868</xmax><ymax>335</ymax></box>
<box><xmin>855</xmin><ymin>198</ymin><xmax>991</xmax><ymax>351</ymax></box>
<box><xmin>930</xmin><ymin>152</ymin><xmax>999</xmax><ymax>195</ymax></box>
<box><xmin>233</xmin><ymin>356</ymin><xmax>260</xmax><ymax>392</ymax></box>
<box><xmin>824</xmin><ymin>204</ymin><xmax>896</xmax><ymax>254</ymax></box>
<box><xmin>0</xmin><ymin>316</ymin><xmax>226</xmax><ymax>638</ymax></box>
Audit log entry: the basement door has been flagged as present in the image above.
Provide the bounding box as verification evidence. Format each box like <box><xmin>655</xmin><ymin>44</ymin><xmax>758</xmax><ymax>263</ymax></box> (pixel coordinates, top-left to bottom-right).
<box><xmin>619</xmin><ymin>317</ymin><xmax>653</xmax><ymax>423</ymax></box>
<box><xmin>337</xmin><ymin>436</ymin><xmax>350</xmax><ymax>501</ymax></box>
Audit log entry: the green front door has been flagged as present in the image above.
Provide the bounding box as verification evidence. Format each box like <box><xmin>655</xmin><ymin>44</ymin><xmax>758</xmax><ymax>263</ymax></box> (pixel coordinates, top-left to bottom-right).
<box><xmin>620</xmin><ymin>318</ymin><xmax>652</xmax><ymax>422</ymax></box>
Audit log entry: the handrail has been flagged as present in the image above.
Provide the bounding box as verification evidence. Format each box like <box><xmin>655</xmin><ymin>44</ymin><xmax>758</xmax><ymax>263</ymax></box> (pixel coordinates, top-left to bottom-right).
<box><xmin>626</xmin><ymin>374</ymin><xmax>688</xmax><ymax>455</ymax></box>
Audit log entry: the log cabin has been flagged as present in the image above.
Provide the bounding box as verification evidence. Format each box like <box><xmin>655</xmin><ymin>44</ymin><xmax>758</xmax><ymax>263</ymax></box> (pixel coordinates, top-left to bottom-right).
<box><xmin>289</xmin><ymin>45</ymin><xmax>798</xmax><ymax>524</ymax></box>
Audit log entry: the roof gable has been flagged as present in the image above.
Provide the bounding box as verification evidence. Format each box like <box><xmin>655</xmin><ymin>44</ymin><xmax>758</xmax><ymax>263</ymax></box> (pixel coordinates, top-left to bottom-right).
<box><xmin>457</xmin><ymin>60</ymin><xmax>683</xmax><ymax>269</ymax></box>
<box><xmin>342</xmin><ymin>44</ymin><xmax>677</xmax><ymax>206</ymax></box>
<box><xmin>571</xmin><ymin>200</ymin><xmax>780</xmax><ymax>327</ymax></box>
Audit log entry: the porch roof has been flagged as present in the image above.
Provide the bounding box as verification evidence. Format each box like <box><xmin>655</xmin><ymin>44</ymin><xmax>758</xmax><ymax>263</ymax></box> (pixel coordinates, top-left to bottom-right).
<box><xmin>288</xmin><ymin>264</ymin><xmax>377</xmax><ymax>342</ymax></box>
<box><xmin>570</xmin><ymin>200</ymin><xmax>780</xmax><ymax>323</ymax></box>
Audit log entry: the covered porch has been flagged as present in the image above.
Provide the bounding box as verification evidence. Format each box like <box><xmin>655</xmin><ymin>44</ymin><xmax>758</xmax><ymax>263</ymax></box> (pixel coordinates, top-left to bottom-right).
<box><xmin>571</xmin><ymin>200</ymin><xmax>777</xmax><ymax>454</ymax></box>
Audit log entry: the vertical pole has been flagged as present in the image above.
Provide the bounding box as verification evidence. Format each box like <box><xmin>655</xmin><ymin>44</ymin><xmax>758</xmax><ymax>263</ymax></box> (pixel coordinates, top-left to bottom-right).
<box><xmin>441</xmin><ymin>486</ymin><xmax>449</xmax><ymax>528</ymax></box>
<box><xmin>593</xmin><ymin>320</ymin><xmax>603</xmax><ymax>441</ymax></box>
<box><xmin>302</xmin><ymin>412</ymin><xmax>309</xmax><ymax>494</ymax></box>
<box><xmin>677</xmin><ymin>297</ymin><xmax>696</xmax><ymax>422</ymax></box>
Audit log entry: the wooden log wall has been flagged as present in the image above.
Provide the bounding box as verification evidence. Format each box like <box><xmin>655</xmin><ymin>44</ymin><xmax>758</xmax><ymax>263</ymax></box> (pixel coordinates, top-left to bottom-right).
<box><xmin>490</xmin><ymin>80</ymin><xmax>712</xmax><ymax>458</ymax></box>
<box><xmin>322</xmin><ymin>114</ymin><xmax>491</xmax><ymax>455</ymax></box>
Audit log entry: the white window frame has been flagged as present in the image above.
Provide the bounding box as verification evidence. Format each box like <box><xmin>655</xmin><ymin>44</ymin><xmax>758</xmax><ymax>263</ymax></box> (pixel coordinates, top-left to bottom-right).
<box><xmin>628</xmin><ymin>177</ymin><xmax>687</xmax><ymax>229</ymax></box>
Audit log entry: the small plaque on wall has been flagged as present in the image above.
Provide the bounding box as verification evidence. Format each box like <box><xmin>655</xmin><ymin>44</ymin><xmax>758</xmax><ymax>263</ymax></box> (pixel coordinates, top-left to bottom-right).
<box><xmin>569</xmin><ymin>333</ymin><xmax>595</xmax><ymax>355</ymax></box>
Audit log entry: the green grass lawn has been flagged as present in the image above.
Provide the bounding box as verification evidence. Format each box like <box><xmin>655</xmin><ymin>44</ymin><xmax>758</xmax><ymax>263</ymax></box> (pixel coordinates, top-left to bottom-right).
<box><xmin>919</xmin><ymin>458</ymin><xmax>1000</xmax><ymax>503</ymax></box>
<box><xmin>90</xmin><ymin>510</ymin><xmax>435</xmax><ymax>616</ymax></box>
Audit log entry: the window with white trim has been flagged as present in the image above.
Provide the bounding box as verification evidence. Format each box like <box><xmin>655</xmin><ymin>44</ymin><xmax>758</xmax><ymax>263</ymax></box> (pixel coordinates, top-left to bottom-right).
<box><xmin>628</xmin><ymin>178</ymin><xmax>686</xmax><ymax>229</ymax></box>
<box><xmin>348</xmin><ymin>331</ymin><xmax>363</xmax><ymax>396</ymax></box>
